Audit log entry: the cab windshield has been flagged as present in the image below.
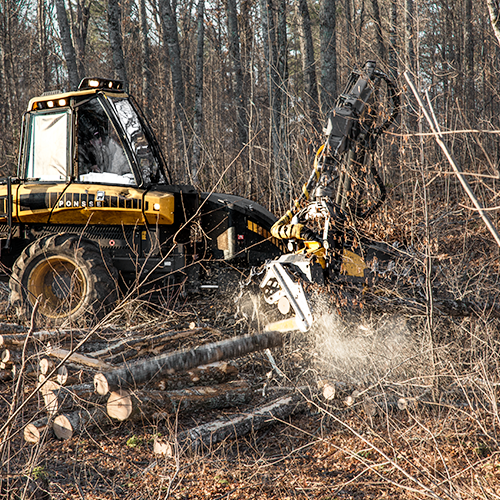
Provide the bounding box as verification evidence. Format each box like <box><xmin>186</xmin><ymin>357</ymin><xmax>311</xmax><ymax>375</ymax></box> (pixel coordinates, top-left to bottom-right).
<box><xmin>108</xmin><ymin>97</ymin><xmax>165</xmax><ymax>185</ymax></box>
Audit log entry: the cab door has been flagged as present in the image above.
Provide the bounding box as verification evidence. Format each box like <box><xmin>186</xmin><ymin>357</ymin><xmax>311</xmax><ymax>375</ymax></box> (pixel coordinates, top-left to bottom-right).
<box><xmin>15</xmin><ymin>108</ymin><xmax>72</xmax><ymax>224</ymax></box>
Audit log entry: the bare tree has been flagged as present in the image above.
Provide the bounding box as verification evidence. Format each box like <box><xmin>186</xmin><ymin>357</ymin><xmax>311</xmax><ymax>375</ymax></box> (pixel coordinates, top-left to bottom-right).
<box><xmin>369</xmin><ymin>0</ymin><xmax>385</xmax><ymax>60</ymax></box>
<box><xmin>192</xmin><ymin>0</ymin><xmax>205</xmax><ymax>184</ymax></box>
<box><xmin>54</xmin><ymin>0</ymin><xmax>80</xmax><ymax>89</ymax></box>
<box><xmin>320</xmin><ymin>0</ymin><xmax>337</xmax><ymax>115</ymax></box>
<box><xmin>108</xmin><ymin>0</ymin><xmax>128</xmax><ymax>85</ymax></box>
<box><xmin>296</xmin><ymin>0</ymin><xmax>321</xmax><ymax>133</ymax></box>
<box><xmin>159</xmin><ymin>0</ymin><xmax>188</xmax><ymax>177</ymax></box>
<box><xmin>137</xmin><ymin>0</ymin><xmax>151</xmax><ymax>110</ymax></box>
<box><xmin>225</xmin><ymin>0</ymin><xmax>247</xmax><ymax>149</ymax></box>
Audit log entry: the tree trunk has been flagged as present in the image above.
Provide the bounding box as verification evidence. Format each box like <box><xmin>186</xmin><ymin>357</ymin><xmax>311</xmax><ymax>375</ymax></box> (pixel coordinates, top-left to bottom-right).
<box><xmin>154</xmin><ymin>361</ymin><xmax>238</xmax><ymax>390</ymax></box>
<box><xmin>43</xmin><ymin>382</ymin><xmax>100</xmax><ymax>416</ymax></box>
<box><xmin>94</xmin><ymin>331</ymin><xmax>283</xmax><ymax>395</ymax></box>
<box><xmin>138</xmin><ymin>0</ymin><xmax>151</xmax><ymax>110</ymax></box>
<box><xmin>464</xmin><ymin>0</ymin><xmax>474</xmax><ymax>106</ymax></box>
<box><xmin>37</xmin><ymin>0</ymin><xmax>50</xmax><ymax>91</ymax></box>
<box><xmin>54</xmin><ymin>0</ymin><xmax>80</xmax><ymax>89</ymax></box>
<box><xmin>107</xmin><ymin>380</ymin><xmax>252</xmax><ymax>421</ymax></box>
<box><xmin>296</xmin><ymin>0</ymin><xmax>321</xmax><ymax>134</ymax></box>
<box><xmin>320</xmin><ymin>0</ymin><xmax>337</xmax><ymax>116</ymax></box>
<box><xmin>368</xmin><ymin>0</ymin><xmax>385</xmax><ymax>60</ymax></box>
<box><xmin>191</xmin><ymin>0</ymin><xmax>205</xmax><ymax>184</ymax></box>
<box><xmin>225</xmin><ymin>0</ymin><xmax>247</xmax><ymax>150</ymax></box>
<box><xmin>175</xmin><ymin>393</ymin><xmax>303</xmax><ymax>452</ymax></box>
<box><xmin>405</xmin><ymin>0</ymin><xmax>416</xmax><ymax>74</ymax></box>
<box><xmin>160</xmin><ymin>0</ymin><xmax>188</xmax><ymax>176</ymax></box>
<box><xmin>388</xmin><ymin>0</ymin><xmax>398</xmax><ymax>80</ymax></box>
<box><xmin>71</xmin><ymin>0</ymin><xmax>90</xmax><ymax>81</ymax></box>
<box><xmin>107</xmin><ymin>0</ymin><xmax>128</xmax><ymax>85</ymax></box>
<box><xmin>46</xmin><ymin>348</ymin><xmax>112</xmax><ymax>371</ymax></box>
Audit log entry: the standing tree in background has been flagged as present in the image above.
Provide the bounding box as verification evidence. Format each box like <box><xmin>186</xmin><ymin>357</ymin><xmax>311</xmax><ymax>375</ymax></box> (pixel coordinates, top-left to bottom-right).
<box><xmin>192</xmin><ymin>0</ymin><xmax>205</xmax><ymax>184</ymax></box>
<box><xmin>160</xmin><ymin>0</ymin><xmax>188</xmax><ymax>179</ymax></box>
<box><xmin>296</xmin><ymin>0</ymin><xmax>321</xmax><ymax>134</ymax></box>
<box><xmin>108</xmin><ymin>0</ymin><xmax>128</xmax><ymax>86</ymax></box>
<box><xmin>55</xmin><ymin>0</ymin><xmax>80</xmax><ymax>90</ymax></box>
<box><xmin>225</xmin><ymin>0</ymin><xmax>247</xmax><ymax>151</ymax></box>
<box><xmin>138</xmin><ymin>0</ymin><xmax>151</xmax><ymax>110</ymax></box>
<box><xmin>320</xmin><ymin>0</ymin><xmax>337</xmax><ymax>116</ymax></box>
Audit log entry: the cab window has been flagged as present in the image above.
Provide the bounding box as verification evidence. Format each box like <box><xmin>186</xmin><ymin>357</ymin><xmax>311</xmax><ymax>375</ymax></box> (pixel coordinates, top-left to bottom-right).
<box><xmin>25</xmin><ymin>110</ymin><xmax>70</xmax><ymax>181</ymax></box>
<box><xmin>77</xmin><ymin>98</ymin><xmax>136</xmax><ymax>186</ymax></box>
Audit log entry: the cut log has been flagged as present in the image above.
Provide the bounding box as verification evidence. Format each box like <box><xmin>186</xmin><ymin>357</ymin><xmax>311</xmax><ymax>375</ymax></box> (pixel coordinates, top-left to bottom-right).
<box><xmin>56</xmin><ymin>365</ymin><xmax>79</xmax><ymax>386</ymax></box>
<box><xmin>153</xmin><ymin>437</ymin><xmax>173</xmax><ymax>457</ymax></box>
<box><xmin>154</xmin><ymin>361</ymin><xmax>238</xmax><ymax>391</ymax></box>
<box><xmin>94</xmin><ymin>330</ymin><xmax>283</xmax><ymax>395</ymax></box>
<box><xmin>0</xmin><ymin>323</ymin><xmax>28</xmax><ymax>336</ymax></box>
<box><xmin>46</xmin><ymin>348</ymin><xmax>112</xmax><ymax>371</ymax></box>
<box><xmin>90</xmin><ymin>328</ymin><xmax>207</xmax><ymax>360</ymax></box>
<box><xmin>0</xmin><ymin>328</ymin><xmax>78</xmax><ymax>348</ymax></box>
<box><xmin>39</xmin><ymin>357</ymin><xmax>55</xmax><ymax>376</ymax></box>
<box><xmin>43</xmin><ymin>382</ymin><xmax>101</xmax><ymax>416</ymax></box>
<box><xmin>173</xmin><ymin>393</ymin><xmax>303</xmax><ymax>453</ymax></box>
<box><xmin>53</xmin><ymin>408</ymin><xmax>108</xmax><ymax>440</ymax></box>
<box><xmin>24</xmin><ymin>417</ymin><xmax>52</xmax><ymax>444</ymax></box>
<box><xmin>107</xmin><ymin>380</ymin><xmax>252</xmax><ymax>421</ymax></box>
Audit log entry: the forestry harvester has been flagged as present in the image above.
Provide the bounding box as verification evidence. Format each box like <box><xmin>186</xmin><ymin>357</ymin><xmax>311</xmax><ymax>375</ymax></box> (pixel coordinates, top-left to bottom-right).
<box><xmin>0</xmin><ymin>77</ymin><xmax>285</xmax><ymax>325</ymax></box>
<box><xmin>0</xmin><ymin>61</ymin><xmax>398</xmax><ymax>329</ymax></box>
<box><xmin>239</xmin><ymin>61</ymin><xmax>400</xmax><ymax>333</ymax></box>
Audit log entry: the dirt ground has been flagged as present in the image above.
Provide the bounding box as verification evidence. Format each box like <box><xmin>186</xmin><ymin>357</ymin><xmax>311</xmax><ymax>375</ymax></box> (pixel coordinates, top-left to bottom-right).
<box><xmin>1</xmin><ymin>287</ymin><xmax>500</xmax><ymax>500</ymax></box>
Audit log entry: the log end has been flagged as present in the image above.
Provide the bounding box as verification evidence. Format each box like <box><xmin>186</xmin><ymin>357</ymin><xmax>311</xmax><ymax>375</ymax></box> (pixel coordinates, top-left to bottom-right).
<box><xmin>107</xmin><ymin>389</ymin><xmax>133</xmax><ymax>421</ymax></box>
<box><xmin>56</xmin><ymin>365</ymin><xmax>69</xmax><ymax>386</ymax></box>
<box><xmin>53</xmin><ymin>415</ymin><xmax>73</xmax><ymax>440</ymax></box>
<box><xmin>39</xmin><ymin>357</ymin><xmax>54</xmax><ymax>376</ymax></box>
<box><xmin>24</xmin><ymin>424</ymin><xmax>42</xmax><ymax>444</ymax></box>
<box><xmin>94</xmin><ymin>373</ymin><xmax>109</xmax><ymax>396</ymax></box>
<box><xmin>153</xmin><ymin>437</ymin><xmax>174</xmax><ymax>457</ymax></box>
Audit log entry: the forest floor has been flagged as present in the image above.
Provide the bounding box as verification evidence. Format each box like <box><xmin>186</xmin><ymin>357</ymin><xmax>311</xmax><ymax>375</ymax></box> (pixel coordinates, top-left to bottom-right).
<box><xmin>2</xmin><ymin>242</ymin><xmax>500</xmax><ymax>499</ymax></box>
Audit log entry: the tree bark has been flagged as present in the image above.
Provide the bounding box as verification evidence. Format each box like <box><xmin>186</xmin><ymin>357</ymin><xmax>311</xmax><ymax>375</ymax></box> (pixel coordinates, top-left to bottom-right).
<box><xmin>225</xmin><ymin>0</ymin><xmax>247</xmax><ymax>149</ymax></box>
<box><xmin>160</xmin><ymin>0</ymin><xmax>188</xmax><ymax>174</ymax></box>
<box><xmin>320</xmin><ymin>0</ymin><xmax>337</xmax><ymax>116</ymax></box>
<box><xmin>154</xmin><ymin>361</ymin><xmax>238</xmax><ymax>390</ymax></box>
<box><xmin>191</xmin><ymin>0</ymin><xmax>205</xmax><ymax>184</ymax></box>
<box><xmin>296</xmin><ymin>0</ymin><xmax>321</xmax><ymax>133</ymax></box>
<box><xmin>368</xmin><ymin>0</ymin><xmax>385</xmax><ymax>60</ymax></box>
<box><xmin>54</xmin><ymin>0</ymin><xmax>80</xmax><ymax>89</ymax></box>
<box><xmin>464</xmin><ymin>0</ymin><xmax>474</xmax><ymax>106</ymax></box>
<box><xmin>46</xmin><ymin>348</ymin><xmax>112</xmax><ymax>371</ymax></box>
<box><xmin>388</xmin><ymin>0</ymin><xmax>398</xmax><ymax>80</ymax></box>
<box><xmin>138</xmin><ymin>0</ymin><xmax>151</xmax><ymax>110</ymax></box>
<box><xmin>107</xmin><ymin>0</ymin><xmax>128</xmax><ymax>85</ymax></box>
<box><xmin>94</xmin><ymin>330</ymin><xmax>283</xmax><ymax>395</ymax></box>
<box><xmin>175</xmin><ymin>393</ymin><xmax>303</xmax><ymax>452</ymax></box>
<box><xmin>43</xmin><ymin>382</ymin><xmax>101</xmax><ymax>416</ymax></box>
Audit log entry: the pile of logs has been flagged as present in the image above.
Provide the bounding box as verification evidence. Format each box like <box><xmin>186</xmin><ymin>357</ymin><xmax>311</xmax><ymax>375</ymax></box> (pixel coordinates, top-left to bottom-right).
<box><xmin>1</xmin><ymin>323</ymin><xmax>308</xmax><ymax>454</ymax></box>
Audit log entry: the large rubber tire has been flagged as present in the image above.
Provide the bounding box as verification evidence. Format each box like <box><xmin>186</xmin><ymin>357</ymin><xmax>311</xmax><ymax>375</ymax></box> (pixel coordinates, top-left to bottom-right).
<box><xmin>10</xmin><ymin>235</ymin><xmax>118</xmax><ymax>326</ymax></box>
